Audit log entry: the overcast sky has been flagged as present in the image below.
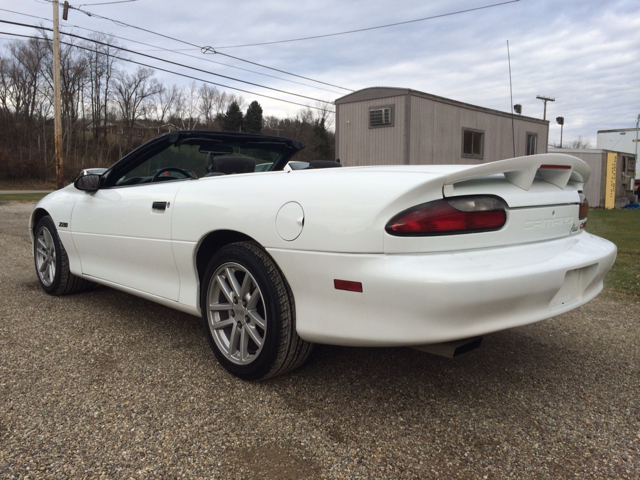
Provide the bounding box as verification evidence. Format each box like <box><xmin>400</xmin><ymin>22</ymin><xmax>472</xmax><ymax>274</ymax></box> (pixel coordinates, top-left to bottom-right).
<box><xmin>1</xmin><ymin>0</ymin><xmax>639</xmax><ymax>146</ymax></box>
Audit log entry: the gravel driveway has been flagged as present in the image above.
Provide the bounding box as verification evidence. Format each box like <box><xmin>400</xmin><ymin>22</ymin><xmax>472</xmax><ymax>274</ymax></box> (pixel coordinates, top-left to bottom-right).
<box><xmin>0</xmin><ymin>201</ymin><xmax>638</xmax><ymax>479</ymax></box>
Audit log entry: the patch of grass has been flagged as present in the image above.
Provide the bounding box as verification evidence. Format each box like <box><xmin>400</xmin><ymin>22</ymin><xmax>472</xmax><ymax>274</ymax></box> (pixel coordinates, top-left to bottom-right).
<box><xmin>0</xmin><ymin>180</ymin><xmax>55</xmax><ymax>190</ymax></box>
<box><xmin>0</xmin><ymin>192</ymin><xmax>51</xmax><ymax>202</ymax></box>
<box><xmin>585</xmin><ymin>209</ymin><xmax>640</xmax><ymax>302</ymax></box>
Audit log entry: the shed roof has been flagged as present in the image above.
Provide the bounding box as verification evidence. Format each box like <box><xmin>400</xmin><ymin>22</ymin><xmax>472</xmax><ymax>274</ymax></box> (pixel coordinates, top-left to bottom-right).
<box><xmin>335</xmin><ymin>87</ymin><xmax>548</xmax><ymax>125</ymax></box>
<box><xmin>549</xmin><ymin>148</ymin><xmax>634</xmax><ymax>155</ymax></box>
<box><xmin>597</xmin><ymin>128</ymin><xmax>639</xmax><ymax>134</ymax></box>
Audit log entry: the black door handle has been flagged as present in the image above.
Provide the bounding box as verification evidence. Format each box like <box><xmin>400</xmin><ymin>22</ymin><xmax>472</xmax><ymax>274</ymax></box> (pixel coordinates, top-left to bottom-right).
<box><xmin>152</xmin><ymin>201</ymin><xmax>167</xmax><ymax>211</ymax></box>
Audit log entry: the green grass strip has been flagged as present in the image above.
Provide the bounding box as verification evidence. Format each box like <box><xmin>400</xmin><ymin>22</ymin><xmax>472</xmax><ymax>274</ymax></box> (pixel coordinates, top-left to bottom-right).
<box><xmin>0</xmin><ymin>193</ymin><xmax>51</xmax><ymax>201</ymax></box>
<box><xmin>585</xmin><ymin>209</ymin><xmax>640</xmax><ymax>302</ymax></box>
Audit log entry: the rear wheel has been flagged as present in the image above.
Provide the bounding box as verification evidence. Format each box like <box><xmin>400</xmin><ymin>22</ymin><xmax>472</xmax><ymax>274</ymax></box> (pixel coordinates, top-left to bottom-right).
<box><xmin>34</xmin><ymin>216</ymin><xmax>95</xmax><ymax>295</ymax></box>
<box><xmin>201</xmin><ymin>242</ymin><xmax>313</xmax><ymax>380</ymax></box>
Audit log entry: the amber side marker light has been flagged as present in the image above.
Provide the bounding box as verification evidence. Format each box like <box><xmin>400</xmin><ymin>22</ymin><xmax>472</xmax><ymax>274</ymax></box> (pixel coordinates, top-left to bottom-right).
<box><xmin>334</xmin><ymin>279</ymin><xmax>363</xmax><ymax>293</ymax></box>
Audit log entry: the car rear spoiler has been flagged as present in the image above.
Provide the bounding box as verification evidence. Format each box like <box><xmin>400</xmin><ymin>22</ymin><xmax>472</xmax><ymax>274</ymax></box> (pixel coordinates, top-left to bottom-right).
<box><xmin>442</xmin><ymin>154</ymin><xmax>590</xmax><ymax>193</ymax></box>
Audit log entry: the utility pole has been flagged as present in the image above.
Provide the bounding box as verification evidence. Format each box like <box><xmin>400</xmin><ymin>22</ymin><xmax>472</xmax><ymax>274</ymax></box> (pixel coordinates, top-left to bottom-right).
<box><xmin>635</xmin><ymin>114</ymin><xmax>639</xmax><ymax>164</ymax></box>
<box><xmin>536</xmin><ymin>95</ymin><xmax>555</xmax><ymax>121</ymax></box>
<box><xmin>52</xmin><ymin>0</ymin><xmax>63</xmax><ymax>189</ymax></box>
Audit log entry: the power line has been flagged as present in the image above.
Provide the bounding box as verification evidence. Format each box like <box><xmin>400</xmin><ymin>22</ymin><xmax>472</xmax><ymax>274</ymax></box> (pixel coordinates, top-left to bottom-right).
<box><xmin>78</xmin><ymin>0</ymin><xmax>140</xmax><ymax>5</ymax></box>
<box><xmin>65</xmin><ymin>3</ymin><xmax>354</xmax><ymax>91</ymax></box>
<box><xmin>0</xmin><ymin>7</ymin><xmax>345</xmax><ymax>94</ymax></box>
<box><xmin>0</xmin><ymin>30</ymin><xmax>334</xmax><ymax>113</ymax></box>
<box><xmin>0</xmin><ymin>19</ymin><xmax>336</xmax><ymax>106</ymax></box>
<box><xmin>208</xmin><ymin>0</ymin><xmax>521</xmax><ymax>49</ymax></box>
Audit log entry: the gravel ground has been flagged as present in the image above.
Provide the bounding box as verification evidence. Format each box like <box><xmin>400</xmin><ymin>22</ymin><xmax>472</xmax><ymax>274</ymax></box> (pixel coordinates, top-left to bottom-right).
<box><xmin>0</xmin><ymin>201</ymin><xmax>638</xmax><ymax>479</ymax></box>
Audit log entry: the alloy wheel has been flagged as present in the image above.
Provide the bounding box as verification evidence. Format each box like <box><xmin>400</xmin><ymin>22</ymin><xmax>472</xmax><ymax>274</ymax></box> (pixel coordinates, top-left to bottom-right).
<box><xmin>35</xmin><ymin>227</ymin><xmax>56</xmax><ymax>287</ymax></box>
<box><xmin>206</xmin><ymin>262</ymin><xmax>267</xmax><ymax>365</ymax></box>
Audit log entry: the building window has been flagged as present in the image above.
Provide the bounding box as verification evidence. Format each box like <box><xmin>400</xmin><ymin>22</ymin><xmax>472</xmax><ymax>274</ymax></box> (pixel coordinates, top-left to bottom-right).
<box><xmin>526</xmin><ymin>133</ymin><xmax>538</xmax><ymax>155</ymax></box>
<box><xmin>462</xmin><ymin>128</ymin><xmax>484</xmax><ymax>158</ymax></box>
<box><xmin>369</xmin><ymin>106</ymin><xmax>393</xmax><ymax>128</ymax></box>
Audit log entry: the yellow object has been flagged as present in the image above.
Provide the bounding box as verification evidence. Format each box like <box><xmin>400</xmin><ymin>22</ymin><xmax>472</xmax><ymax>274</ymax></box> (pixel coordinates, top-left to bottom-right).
<box><xmin>604</xmin><ymin>152</ymin><xmax>617</xmax><ymax>210</ymax></box>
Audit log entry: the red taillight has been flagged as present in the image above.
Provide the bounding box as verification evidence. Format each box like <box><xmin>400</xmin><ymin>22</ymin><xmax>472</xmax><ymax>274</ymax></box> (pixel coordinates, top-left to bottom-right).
<box><xmin>578</xmin><ymin>192</ymin><xmax>588</xmax><ymax>220</ymax></box>
<box><xmin>386</xmin><ymin>196</ymin><xmax>506</xmax><ymax>236</ymax></box>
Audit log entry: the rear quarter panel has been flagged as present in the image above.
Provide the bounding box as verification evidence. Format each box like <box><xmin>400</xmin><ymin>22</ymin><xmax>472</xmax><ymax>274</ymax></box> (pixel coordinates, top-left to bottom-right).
<box><xmin>171</xmin><ymin>169</ymin><xmax>447</xmax><ymax>253</ymax></box>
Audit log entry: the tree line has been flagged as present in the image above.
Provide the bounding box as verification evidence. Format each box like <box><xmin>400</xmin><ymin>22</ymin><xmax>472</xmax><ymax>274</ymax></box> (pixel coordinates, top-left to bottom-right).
<box><xmin>0</xmin><ymin>32</ymin><xmax>335</xmax><ymax>182</ymax></box>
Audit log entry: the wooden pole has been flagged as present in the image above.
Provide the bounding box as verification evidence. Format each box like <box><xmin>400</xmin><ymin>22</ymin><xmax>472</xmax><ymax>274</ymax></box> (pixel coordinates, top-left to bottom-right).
<box><xmin>53</xmin><ymin>0</ymin><xmax>64</xmax><ymax>189</ymax></box>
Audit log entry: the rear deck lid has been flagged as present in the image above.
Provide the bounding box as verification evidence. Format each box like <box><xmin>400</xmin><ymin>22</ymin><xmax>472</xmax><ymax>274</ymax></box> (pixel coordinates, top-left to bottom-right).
<box><xmin>383</xmin><ymin>154</ymin><xmax>590</xmax><ymax>254</ymax></box>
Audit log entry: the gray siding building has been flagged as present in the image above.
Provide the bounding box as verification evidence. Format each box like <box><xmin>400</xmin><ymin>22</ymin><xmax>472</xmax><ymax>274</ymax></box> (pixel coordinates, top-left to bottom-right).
<box><xmin>548</xmin><ymin>148</ymin><xmax>636</xmax><ymax>208</ymax></box>
<box><xmin>335</xmin><ymin>87</ymin><xmax>549</xmax><ymax>166</ymax></box>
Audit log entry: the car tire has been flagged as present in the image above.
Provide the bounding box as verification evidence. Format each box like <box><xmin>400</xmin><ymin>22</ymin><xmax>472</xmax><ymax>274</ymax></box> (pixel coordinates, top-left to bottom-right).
<box><xmin>201</xmin><ymin>241</ymin><xmax>313</xmax><ymax>380</ymax></box>
<box><xmin>34</xmin><ymin>216</ymin><xmax>95</xmax><ymax>295</ymax></box>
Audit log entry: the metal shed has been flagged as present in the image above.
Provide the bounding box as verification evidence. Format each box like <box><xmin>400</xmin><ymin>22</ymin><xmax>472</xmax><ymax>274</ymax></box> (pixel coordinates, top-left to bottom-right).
<box><xmin>548</xmin><ymin>148</ymin><xmax>636</xmax><ymax>208</ymax></box>
<box><xmin>335</xmin><ymin>87</ymin><xmax>549</xmax><ymax>166</ymax></box>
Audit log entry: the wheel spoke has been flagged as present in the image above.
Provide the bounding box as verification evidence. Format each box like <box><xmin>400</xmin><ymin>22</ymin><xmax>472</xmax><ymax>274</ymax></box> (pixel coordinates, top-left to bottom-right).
<box><xmin>43</xmin><ymin>229</ymin><xmax>53</xmax><ymax>248</ymax></box>
<box><xmin>246</xmin><ymin>288</ymin><xmax>262</xmax><ymax>310</ymax></box>
<box><xmin>37</xmin><ymin>238</ymin><xmax>47</xmax><ymax>249</ymax></box>
<box><xmin>239</xmin><ymin>327</ymin><xmax>249</xmax><ymax>361</ymax></box>
<box><xmin>226</xmin><ymin>267</ymin><xmax>242</xmax><ymax>298</ymax></box>
<box><xmin>240</xmin><ymin>273</ymin><xmax>251</xmax><ymax>301</ymax></box>
<box><xmin>36</xmin><ymin>247</ymin><xmax>47</xmax><ymax>257</ymax></box>
<box><xmin>227</xmin><ymin>323</ymin><xmax>239</xmax><ymax>355</ymax></box>
<box><xmin>215</xmin><ymin>275</ymin><xmax>235</xmax><ymax>304</ymax></box>
<box><xmin>248</xmin><ymin>310</ymin><xmax>266</xmax><ymax>329</ymax></box>
<box><xmin>48</xmin><ymin>262</ymin><xmax>55</xmax><ymax>282</ymax></box>
<box><xmin>211</xmin><ymin>318</ymin><xmax>235</xmax><ymax>330</ymax></box>
<box><xmin>39</xmin><ymin>259</ymin><xmax>49</xmax><ymax>273</ymax></box>
<box><xmin>209</xmin><ymin>302</ymin><xmax>232</xmax><ymax>312</ymax></box>
<box><xmin>244</xmin><ymin>324</ymin><xmax>263</xmax><ymax>348</ymax></box>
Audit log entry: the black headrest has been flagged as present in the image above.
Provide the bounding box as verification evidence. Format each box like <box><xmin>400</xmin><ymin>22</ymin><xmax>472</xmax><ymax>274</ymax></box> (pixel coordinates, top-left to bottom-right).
<box><xmin>211</xmin><ymin>156</ymin><xmax>256</xmax><ymax>174</ymax></box>
<box><xmin>205</xmin><ymin>152</ymin><xmax>215</xmax><ymax>172</ymax></box>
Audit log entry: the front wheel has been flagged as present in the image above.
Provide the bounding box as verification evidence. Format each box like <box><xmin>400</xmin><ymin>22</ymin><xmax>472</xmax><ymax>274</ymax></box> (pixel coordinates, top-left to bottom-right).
<box><xmin>201</xmin><ymin>242</ymin><xmax>313</xmax><ymax>380</ymax></box>
<box><xmin>34</xmin><ymin>215</ymin><xmax>95</xmax><ymax>295</ymax></box>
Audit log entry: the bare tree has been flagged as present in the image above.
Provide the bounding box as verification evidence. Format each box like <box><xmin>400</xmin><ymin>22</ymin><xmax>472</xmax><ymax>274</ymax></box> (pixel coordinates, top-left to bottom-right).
<box><xmin>112</xmin><ymin>67</ymin><xmax>161</xmax><ymax>133</ymax></box>
<box><xmin>155</xmin><ymin>82</ymin><xmax>180</xmax><ymax>125</ymax></box>
<box><xmin>83</xmin><ymin>34</ymin><xmax>119</xmax><ymax>139</ymax></box>
<box><xmin>199</xmin><ymin>83</ymin><xmax>220</xmax><ymax>129</ymax></box>
<box><xmin>551</xmin><ymin>136</ymin><xmax>592</xmax><ymax>149</ymax></box>
<box><xmin>6</xmin><ymin>38</ymin><xmax>49</xmax><ymax>129</ymax></box>
<box><xmin>175</xmin><ymin>81</ymin><xmax>200</xmax><ymax>130</ymax></box>
<box><xmin>568</xmin><ymin>136</ymin><xmax>591</xmax><ymax>149</ymax></box>
<box><xmin>40</xmin><ymin>35</ymin><xmax>88</xmax><ymax>160</ymax></box>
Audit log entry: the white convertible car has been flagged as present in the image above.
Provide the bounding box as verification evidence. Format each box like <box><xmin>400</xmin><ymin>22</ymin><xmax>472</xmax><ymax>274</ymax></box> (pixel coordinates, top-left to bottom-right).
<box><xmin>31</xmin><ymin>131</ymin><xmax>616</xmax><ymax>380</ymax></box>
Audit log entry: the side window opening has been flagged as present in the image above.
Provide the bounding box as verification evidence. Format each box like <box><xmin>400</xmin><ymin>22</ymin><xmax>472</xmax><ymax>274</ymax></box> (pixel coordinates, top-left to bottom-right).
<box><xmin>462</xmin><ymin>129</ymin><xmax>484</xmax><ymax>159</ymax></box>
<box><xmin>114</xmin><ymin>141</ymin><xmax>283</xmax><ymax>186</ymax></box>
<box><xmin>526</xmin><ymin>133</ymin><xmax>538</xmax><ymax>156</ymax></box>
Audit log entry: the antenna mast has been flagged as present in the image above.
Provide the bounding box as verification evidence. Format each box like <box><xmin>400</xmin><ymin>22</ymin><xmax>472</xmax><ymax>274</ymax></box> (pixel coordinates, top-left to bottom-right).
<box><xmin>507</xmin><ymin>41</ymin><xmax>515</xmax><ymax>158</ymax></box>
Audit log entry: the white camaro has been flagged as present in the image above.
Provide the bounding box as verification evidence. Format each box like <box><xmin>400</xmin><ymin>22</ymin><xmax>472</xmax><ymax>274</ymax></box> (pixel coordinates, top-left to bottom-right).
<box><xmin>31</xmin><ymin>131</ymin><xmax>617</xmax><ymax>380</ymax></box>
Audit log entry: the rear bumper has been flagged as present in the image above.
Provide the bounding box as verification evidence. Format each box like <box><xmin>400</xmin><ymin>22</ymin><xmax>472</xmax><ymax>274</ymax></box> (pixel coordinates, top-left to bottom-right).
<box><xmin>267</xmin><ymin>232</ymin><xmax>617</xmax><ymax>347</ymax></box>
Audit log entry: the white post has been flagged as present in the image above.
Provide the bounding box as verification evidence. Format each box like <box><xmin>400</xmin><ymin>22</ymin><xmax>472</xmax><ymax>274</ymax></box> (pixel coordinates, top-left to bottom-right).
<box><xmin>633</xmin><ymin>114</ymin><xmax>639</xmax><ymax>197</ymax></box>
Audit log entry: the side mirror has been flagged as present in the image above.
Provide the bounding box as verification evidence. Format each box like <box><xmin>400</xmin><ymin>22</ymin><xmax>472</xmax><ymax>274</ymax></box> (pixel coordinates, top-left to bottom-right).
<box><xmin>74</xmin><ymin>173</ymin><xmax>101</xmax><ymax>192</ymax></box>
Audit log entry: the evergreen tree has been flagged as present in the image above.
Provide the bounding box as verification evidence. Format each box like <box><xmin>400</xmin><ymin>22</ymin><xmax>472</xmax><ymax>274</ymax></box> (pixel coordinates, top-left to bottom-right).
<box><xmin>312</xmin><ymin>117</ymin><xmax>332</xmax><ymax>160</ymax></box>
<box><xmin>222</xmin><ymin>101</ymin><xmax>243</xmax><ymax>132</ymax></box>
<box><xmin>244</xmin><ymin>101</ymin><xmax>264</xmax><ymax>134</ymax></box>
